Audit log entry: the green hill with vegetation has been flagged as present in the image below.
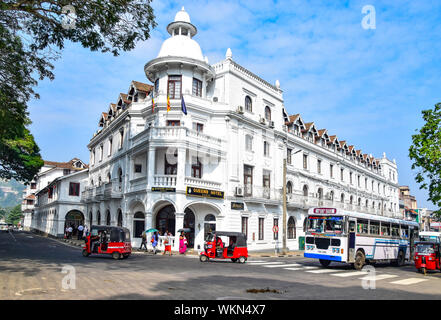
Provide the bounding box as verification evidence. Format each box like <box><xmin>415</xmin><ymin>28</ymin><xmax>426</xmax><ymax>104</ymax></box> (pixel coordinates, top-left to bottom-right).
<box><xmin>0</xmin><ymin>179</ymin><xmax>26</xmax><ymax>209</ymax></box>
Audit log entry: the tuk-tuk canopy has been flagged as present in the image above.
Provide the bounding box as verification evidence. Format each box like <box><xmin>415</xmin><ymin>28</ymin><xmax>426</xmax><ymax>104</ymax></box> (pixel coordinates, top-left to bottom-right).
<box><xmin>210</xmin><ymin>231</ymin><xmax>247</xmax><ymax>247</ymax></box>
<box><xmin>90</xmin><ymin>225</ymin><xmax>130</xmax><ymax>242</ymax></box>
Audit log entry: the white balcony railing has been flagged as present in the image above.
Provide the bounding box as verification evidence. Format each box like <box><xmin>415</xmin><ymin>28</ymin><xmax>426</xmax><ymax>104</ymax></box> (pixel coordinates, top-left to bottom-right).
<box><xmin>184</xmin><ymin>177</ymin><xmax>222</xmax><ymax>190</ymax></box>
<box><xmin>153</xmin><ymin>175</ymin><xmax>177</xmax><ymax>187</ymax></box>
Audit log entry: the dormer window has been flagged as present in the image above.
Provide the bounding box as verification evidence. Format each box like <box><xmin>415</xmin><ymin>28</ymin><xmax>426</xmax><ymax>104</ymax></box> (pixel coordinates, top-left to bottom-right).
<box><xmin>181</xmin><ymin>28</ymin><xmax>188</xmax><ymax>36</ymax></box>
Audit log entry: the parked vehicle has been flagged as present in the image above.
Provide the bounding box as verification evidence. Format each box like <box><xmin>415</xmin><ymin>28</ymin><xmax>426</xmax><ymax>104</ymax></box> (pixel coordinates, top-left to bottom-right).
<box><xmin>414</xmin><ymin>241</ymin><xmax>441</xmax><ymax>275</ymax></box>
<box><xmin>83</xmin><ymin>225</ymin><xmax>131</xmax><ymax>260</ymax></box>
<box><xmin>199</xmin><ymin>231</ymin><xmax>248</xmax><ymax>263</ymax></box>
<box><xmin>0</xmin><ymin>223</ymin><xmax>8</xmax><ymax>232</ymax></box>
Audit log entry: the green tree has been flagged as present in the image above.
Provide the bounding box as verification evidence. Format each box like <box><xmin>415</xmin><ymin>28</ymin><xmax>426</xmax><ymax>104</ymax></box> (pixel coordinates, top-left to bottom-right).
<box><xmin>6</xmin><ymin>204</ymin><xmax>23</xmax><ymax>225</ymax></box>
<box><xmin>0</xmin><ymin>1</ymin><xmax>157</xmax><ymax>182</ymax></box>
<box><xmin>409</xmin><ymin>103</ymin><xmax>441</xmax><ymax>215</ymax></box>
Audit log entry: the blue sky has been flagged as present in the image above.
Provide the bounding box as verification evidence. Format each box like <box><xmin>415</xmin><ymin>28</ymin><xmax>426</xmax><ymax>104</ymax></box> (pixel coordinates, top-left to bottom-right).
<box><xmin>28</xmin><ymin>0</ymin><xmax>441</xmax><ymax>209</ymax></box>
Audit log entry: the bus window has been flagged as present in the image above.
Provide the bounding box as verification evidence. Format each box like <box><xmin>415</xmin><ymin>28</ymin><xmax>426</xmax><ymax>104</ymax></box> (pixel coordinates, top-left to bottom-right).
<box><xmin>391</xmin><ymin>224</ymin><xmax>400</xmax><ymax>237</ymax></box>
<box><xmin>369</xmin><ymin>220</ymin><xmax>380</xmax><ymax>235</ymax></box>
<box><xmin>357</xmin><ymin>219</ymin><xmax>369</xmax><ymax>234</ymax></box>
<box><xmin>381</xmin><ymin>222</ymin><xmax>391</xmax><ymax>236</ymax></box>
<box><xmin>401</xmin><ymin>225</ymin><xmax>409</xmax><ymax>239</ymax></box>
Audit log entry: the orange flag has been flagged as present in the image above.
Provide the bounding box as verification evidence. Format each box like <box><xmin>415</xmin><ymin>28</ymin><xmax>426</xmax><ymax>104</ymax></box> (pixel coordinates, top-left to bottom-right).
<box><xmin>167</xmin><ymin>95</ymin><xmax>170</xmax><ymax>112</ymax></box>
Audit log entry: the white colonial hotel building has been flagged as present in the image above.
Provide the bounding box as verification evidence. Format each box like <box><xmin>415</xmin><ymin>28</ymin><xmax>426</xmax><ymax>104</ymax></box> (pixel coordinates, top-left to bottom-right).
<box><xmin>75</xmin><ymin>8</ymin><xmax>401</xmax><ymax>251</ymax></box>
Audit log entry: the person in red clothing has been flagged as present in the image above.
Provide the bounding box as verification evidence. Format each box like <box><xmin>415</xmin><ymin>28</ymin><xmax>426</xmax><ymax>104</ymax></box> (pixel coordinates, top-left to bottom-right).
<box><xmin>215</xmin><ymin>235</ymin><xmax>224</xmax><ymax>258</ymax></box>
<box><xmin>163</xmin><ymin>231</ymin><xmax>172</xmax><ymax>256</ymax></box>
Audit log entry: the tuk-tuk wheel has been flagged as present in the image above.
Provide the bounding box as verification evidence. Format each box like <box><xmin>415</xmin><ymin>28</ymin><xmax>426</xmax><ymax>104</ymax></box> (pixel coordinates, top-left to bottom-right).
<box><xmin>82</xmin><ymin>249</ymin><xmax>90</xmax><ymax>257</ymax></box>
<box><xmin>112</xmin><ymin>252</ymin><xmax>121</xmax><ymax>260</ymax></box>
<box><xmin>122</xmin><ymin>254</ymin><xmax>130</xmax><ymax>259</ymax></box>
<box><xmin>238</xmin><ymin>256</ymin><xmax>246</xmax><ymax>264</ymax></box>
<box><xmin>199</xmin><ymin>255</ymin><xmax>209</xmax><ymax>262</ymax></box>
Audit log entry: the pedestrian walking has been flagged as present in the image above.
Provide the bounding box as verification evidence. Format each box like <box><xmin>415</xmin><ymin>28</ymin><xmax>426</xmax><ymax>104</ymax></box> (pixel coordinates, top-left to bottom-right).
<box><xmin>139</xmin><ymin>231</ymin><xmax>147</xmax><ymax>251</ymax></box>
<box><xmin>163</xmin><ymin>231</ymin><xmax>172</xmax><ymax>256</ymax></box>
<box><xmin>151</xmin><ymin>231</ymin><xmax>158</xmax><ymax>254</ymax></box>
<box><xmin>179</xmin><ymin>232</ymin><xmax>187</xmax><ymax>255</ymax></box>
<box><xmin>83</xmin><ymin>225</ymin><xmax>88</xmax><ymax>239</ymax></box>
<box><xmin>67</xmin><ymin>226</ymin><xmax>73</xmax><ymax>239</ymax></box>
<box><xmin>64</xmin><ymin>226</ymin><xmax>69</xmax><ymax>239</ymax></box>
<box><xmin>77</xmin><ymin>224</ymin><xmax>84</xmax><ymax>240</ymax></box>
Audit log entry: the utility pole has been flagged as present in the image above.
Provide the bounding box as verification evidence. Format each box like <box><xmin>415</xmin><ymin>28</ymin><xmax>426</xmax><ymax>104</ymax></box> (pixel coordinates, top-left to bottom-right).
<box><xmin>282</xmin><ymin>158</ymin><xmax>287</xmax><ymax>255</ymax></box>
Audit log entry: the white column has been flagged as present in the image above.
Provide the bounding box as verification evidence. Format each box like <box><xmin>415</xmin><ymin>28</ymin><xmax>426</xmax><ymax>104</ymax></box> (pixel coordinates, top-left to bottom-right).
<box><xmin>174</xmin><ymin>212</ymin><xmax>185</xmax><ymax>251</ymax></box>
<box><xmin>147</xmin><ymin>147</ymin><xmax>156</xmax><ymax>187</ymax></box>
<box><xmin>177</xmin><ymin>147</ymin><xmax>186</xmax><ymax>190</ymax></box>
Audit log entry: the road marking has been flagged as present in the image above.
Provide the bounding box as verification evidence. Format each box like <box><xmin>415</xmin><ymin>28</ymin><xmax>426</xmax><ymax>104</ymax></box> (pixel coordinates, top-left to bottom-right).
<box><xmin>302</xmin><ymin>266</ymin><xmax>319</xmax><ymax>270</ymax></box>
<box><xmin>247</xmin><ymin>262</ymin><xmax>283</xmax><ymax>265</ymax></box>
<box><xmin>331</xmin><ymin>271</ymin><xmax>368</xmax><ymax>277</ymax></box>
<box><xmin>246</xmin><ymin>260</ymin><xmax>266</xmax><ymax>263</ymax></box>
<box><xmin>283</xmin><ymin>268</ymin><xmax>304</xmax><ymax>271</ymax></box>
<box><xmin>306</xmin><ymin>269</ymin><xmax>348</xmax><ymax>274</ymax></box>
<box><xmin>263</xmin><ymin>263</ymin><xmax>302</xmax><ymax>268</ymax></box>
<box><xmin>389</xmin><ymin>278</ymin><xmax>428</xmax><ymax>285</ymax></box>
<box><xmin>360</xmin><ymin>274</ymin><xmax>398</xmax><ymax>281</ymax></box>
<box><xmin>8</xmin><ymin>231</ymin><xmax>17</xmax><ymax>242</ymax></box>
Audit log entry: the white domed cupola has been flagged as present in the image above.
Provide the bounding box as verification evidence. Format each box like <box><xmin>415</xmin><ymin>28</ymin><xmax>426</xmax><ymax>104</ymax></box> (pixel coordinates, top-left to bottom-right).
<box><xmin>144</xmin><ymin>7</ymin><xmax>214</xmax><ymax>84</ymax></box>
<box><xmin>167</xmin><ymin>7</ymin><xmax>197</xmax><ymax>37</ymax></box>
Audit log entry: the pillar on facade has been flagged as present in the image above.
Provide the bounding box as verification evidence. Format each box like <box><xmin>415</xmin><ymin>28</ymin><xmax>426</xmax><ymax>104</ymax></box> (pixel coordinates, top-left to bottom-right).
<box><xmin>174</xmin><ymin>212</ymin><xmax>185</xmax><ymax>251</ymax></box>
<box><xmin>176</xmin><ymin>147</ymin><xmax>186</xmax><ymax>188</ymax></box>
<box><xmin>147</xmin><ymin>147</ymin><xmax>156</xmax><ymax>187</ymax></box>
<box><xmin>145</xmin><ymin>212</ymin><xmax>153</xmax><ymax>230</ymax></box>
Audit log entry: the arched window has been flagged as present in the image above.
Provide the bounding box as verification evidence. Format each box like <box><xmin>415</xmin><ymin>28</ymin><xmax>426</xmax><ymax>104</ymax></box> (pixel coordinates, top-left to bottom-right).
<box><xmin>107</xmin><ymin>172</ymin><xmax>111</xmax><ymax>183</ymax></box>
<box><xmin>98</xmin><ymin>176</ymin><xmax>102</xmax><ymax>186</ymax></box>
<box><xmin>340</xmin><ymin>193</ymin><xmax>345</xmax><ymax>203</ymax></box>
<box><xmin>118</xmin><ymin>168</ymin><xmax>123</xmax><ymax>183</ymax></box>
<box><xmin>97</xmin><ymin>211</ymin><xmax>101</xmax><ymax>225</ymax></box>
<box><xmin>286</xmin><ymin>181</ymin><xmax>293</xmax><ymax>194</ymax></box>
<box><xmin>245</xmin><ymin>96</ymin><xmax>252</xmax><ymax>112</ymax></box>
<box><xmin>350</xmin><ymin>196</ymin><xmax>353</xmax><ymax>204</ymax></box>
<box><xmin>358</xmin><ymin>198</ymin><xmax>361</xmax><ymax>206</ymax></box>
<box><xmin>288</xmin><ymin>217</ymin><xmax>296</xmax><ymax>239</ymax></box>
<box><xmin>133</xmin><ymin>212</ymin><xmax>145</xmax><ymax>238</ymax></box>
<box><xmin>303</xmin><ymin>185</ymin><xmax>308</xmax><ymax>197</ymax></box>
<box><xmin>329</xmin><ymin>191</ymin><xmax>334</xmax><ymax>201</ymax></box>
<box><xmin>117</xmin><ymin>209</ymin><xmax>123</xmax><ymax>227</ymax></box>
<box><xmin>365</xmin><ymin>199</ymin><xmax>369</xmax><ymax>207</ymax></box>
<box><xmin>89</xmin><ymin>211</ymin><xmax>92</xmax><ymax>226</ymax></box>
<box><xmin>106</xmin><ymin>210</ymin><xmax>111</xmax><ymax>225</ymax></box>
<box><xmin>265</xmin><ymin>106</ymin><xmax>271</xmax><ymax>121</ymax></box>
<box><xmin>317</xmin><ymin>188</ymin><xmax>323</xmax><ymax>199</ymax></box>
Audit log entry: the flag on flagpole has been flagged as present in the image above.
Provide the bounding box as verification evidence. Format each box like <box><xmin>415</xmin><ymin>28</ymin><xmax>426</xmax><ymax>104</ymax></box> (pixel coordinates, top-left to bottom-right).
<box><xmin>151</xmin><ymin>92</ymin><xmax>155</xmax><ymax>113</ymax></box>
<box><xmin>167</xmin><ymin>95</ymin><xmax>170</xmax><ymax>112</ymax></box>
<box><xmin>181</xmin><ymin>95</ymin><xmax>187</xmax><ymax>115</ymax></box>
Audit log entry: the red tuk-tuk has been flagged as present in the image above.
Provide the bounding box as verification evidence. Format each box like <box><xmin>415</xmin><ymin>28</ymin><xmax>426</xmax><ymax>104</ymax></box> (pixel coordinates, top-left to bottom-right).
<box><xmin>199</xmin><ymin>231</ymin><xmax>248</xmax><ymax>263</ymax></box>
<box><xmin>414</xmin><ymin>241</ymin><xmax>441</xmax><ymax>275</ymax></box>
<box><xmin>83</xmin><ymin>225</ymin><xmax>132</xmax><ymax>260</ymax></box>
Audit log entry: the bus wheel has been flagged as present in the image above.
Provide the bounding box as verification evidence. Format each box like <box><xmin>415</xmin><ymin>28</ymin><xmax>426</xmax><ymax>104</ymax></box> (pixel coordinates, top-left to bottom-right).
<box><xmin>112</xmin><ymin>252</ymin><xmax>121</xmax><ymax>260</ymax></box>
<box><xmin>319</xmin><ymin>259</ymin><xmax>331</xmax><ymax>267</ymax></box>
<box><xmin>82</xmin><ymin>249</ymin><xmax>90</xmax><ymax>257</ymax></box>
<box><xmin>354</xmin><ymin>251</ymin><xmax>366</xmax><ymax>270</ymax></box>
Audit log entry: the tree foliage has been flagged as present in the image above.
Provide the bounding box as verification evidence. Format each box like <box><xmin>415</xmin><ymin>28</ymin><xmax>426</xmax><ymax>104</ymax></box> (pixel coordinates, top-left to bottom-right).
<box><xmin>0</xmin><ymin>0</ymin><xmax>156</xmax><ymax>182</ymax></box>
<box><xmin>5</xmin><ymin>204</ymin><xmax>23</xmax><ymax>225</ymax></box>
<box><xmin>409</xmin><ymin>103</ymin><xmax>441</xmax><ymax>215</ymax></box>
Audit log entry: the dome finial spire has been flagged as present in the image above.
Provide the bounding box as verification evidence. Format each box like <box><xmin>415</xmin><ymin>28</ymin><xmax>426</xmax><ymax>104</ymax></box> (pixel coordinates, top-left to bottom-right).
<box><xmin>226</xmin><ymin>48</ymin><xmax>232</xmax><ymax>60</ymax></box>
<box><xmin>182</xmin><ymin>6</ymin><xmax>185</xmax><ymax>11</ymax></box>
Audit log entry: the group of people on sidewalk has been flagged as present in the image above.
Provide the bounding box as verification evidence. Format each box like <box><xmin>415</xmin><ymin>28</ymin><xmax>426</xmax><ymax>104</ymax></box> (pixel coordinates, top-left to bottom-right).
<box><xmin>64</xmin><ymin>224</ymin><xmax>88</xmax><ymax>240</ymax></box>
<box><xmin>139</xmin><ymin>231</ymin><xmax>188</xmax><ymax>256</ymax></box>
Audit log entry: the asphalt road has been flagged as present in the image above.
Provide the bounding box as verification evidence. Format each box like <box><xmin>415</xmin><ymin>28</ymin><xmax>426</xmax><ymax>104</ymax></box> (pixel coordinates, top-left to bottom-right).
<box><xmin>1</xmin><ymin>231</ymin><xmax>441</xmax><ymax>300</ymax></box>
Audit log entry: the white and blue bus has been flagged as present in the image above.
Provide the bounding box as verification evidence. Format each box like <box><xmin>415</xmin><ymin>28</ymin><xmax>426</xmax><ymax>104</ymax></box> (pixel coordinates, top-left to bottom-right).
<box><xmin>304</xmin><ymin>207</ymin><xmax>419</xmax><ymax>270</ymax></box>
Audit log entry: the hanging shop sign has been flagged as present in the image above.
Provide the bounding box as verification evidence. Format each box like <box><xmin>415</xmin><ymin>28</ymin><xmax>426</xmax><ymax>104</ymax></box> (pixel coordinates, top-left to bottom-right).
<box><xmin>231</xmin><ymin>202</ymin><xmax>245</xmax><ymax>210</ymax></box>
<box><xmin>151</xmin><ymin>187</ymin><xmax>176</xmax><ymax>193</ymax></box>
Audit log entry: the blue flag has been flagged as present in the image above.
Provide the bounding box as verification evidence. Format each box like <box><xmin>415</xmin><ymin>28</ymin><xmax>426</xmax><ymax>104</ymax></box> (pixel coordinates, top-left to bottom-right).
<box><xmin>181</xmin><ymin>95</ymin><xmax>187</xmax><ymax>115</ymax></box>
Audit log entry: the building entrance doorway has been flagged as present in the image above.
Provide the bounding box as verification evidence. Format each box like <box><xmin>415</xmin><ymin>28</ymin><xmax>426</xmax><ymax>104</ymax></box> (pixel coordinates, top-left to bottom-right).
<box><xmin>183</xmin><ymin>208</ymin><xmax>195</xmax><ymax>248</ymax></box>
<box><xmin>156</xmin><ymin>205</ymin><xmax>176</xmax><ymax>235</ymax></box>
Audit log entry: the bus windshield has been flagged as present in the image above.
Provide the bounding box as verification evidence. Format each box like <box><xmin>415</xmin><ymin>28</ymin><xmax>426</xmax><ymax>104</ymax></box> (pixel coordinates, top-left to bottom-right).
<box><xmin>308</xmin><ymin>216</ymin><xmax>344</xmax><ymax>234</ymax></box>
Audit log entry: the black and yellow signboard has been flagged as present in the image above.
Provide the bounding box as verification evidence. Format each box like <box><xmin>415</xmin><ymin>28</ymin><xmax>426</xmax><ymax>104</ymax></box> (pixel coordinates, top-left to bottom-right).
<box><xmin>231</xmin><ymin>202</ymin><xmax>244</xmax><ymax>210</ymax></box>
<box><xmin>151</xmin><ymin>187</ymin><xmax>176</xmax><ymax>193</ymax></box>
<box><xmin>186</xmin><ymin>187</ymin><xmax>224</xmax><ymax>199</ymax></box>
